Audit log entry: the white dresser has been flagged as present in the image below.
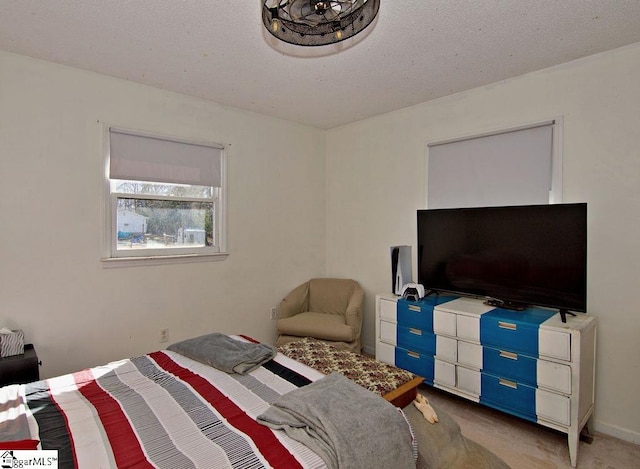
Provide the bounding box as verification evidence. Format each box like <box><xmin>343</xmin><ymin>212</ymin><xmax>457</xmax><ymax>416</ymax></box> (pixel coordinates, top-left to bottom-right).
<box><xmin>375</xmin><ymin>293</ymin><xmax>596</xmax><ymax>467</ymax></box>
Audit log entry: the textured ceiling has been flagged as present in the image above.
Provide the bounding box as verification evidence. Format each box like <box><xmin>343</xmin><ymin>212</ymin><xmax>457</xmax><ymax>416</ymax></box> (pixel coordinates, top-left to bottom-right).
<box><xmin>2</xmin><ymin>1</ymin><xmax>640</xmax><ymax>129</ymax></box>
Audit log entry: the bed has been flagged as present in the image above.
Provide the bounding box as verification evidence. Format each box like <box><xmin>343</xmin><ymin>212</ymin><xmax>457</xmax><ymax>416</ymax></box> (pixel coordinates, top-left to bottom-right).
<box><xmin>0</xmin><ymin>334</ymin><xmax>509</xmax><ymax>468</ymax></box>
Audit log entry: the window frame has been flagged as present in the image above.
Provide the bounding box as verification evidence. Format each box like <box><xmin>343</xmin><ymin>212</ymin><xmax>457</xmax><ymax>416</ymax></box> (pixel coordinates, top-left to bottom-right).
<box><xmin>101</xmin><ymin>125</ymin><xmax>228</xmax><ymax>265</ymax></box>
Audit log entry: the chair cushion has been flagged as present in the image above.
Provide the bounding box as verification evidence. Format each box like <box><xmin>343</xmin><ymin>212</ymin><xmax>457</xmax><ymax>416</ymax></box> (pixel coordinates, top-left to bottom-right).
<box><xmin>277</xmin><ymin>312</ymin><xmax>356</xmax><ymax>342</ymax></box>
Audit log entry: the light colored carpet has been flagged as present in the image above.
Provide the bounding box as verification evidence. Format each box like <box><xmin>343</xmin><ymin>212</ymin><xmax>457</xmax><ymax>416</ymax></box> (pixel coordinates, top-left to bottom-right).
<box><xmin>419</xmin><ymin>386</ymin><xmax>640</xmax><ymax>469</ymax></box>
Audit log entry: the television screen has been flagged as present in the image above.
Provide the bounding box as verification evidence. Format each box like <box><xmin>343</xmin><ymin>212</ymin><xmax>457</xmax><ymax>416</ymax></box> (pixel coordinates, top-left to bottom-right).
<box><xmin>417</xmin><ymin>203</ymin><xmax>587</xmax><ymax>313</ymax></box>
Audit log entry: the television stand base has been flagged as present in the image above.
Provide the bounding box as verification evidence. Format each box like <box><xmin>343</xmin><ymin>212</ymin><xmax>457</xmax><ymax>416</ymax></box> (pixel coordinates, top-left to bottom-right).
<box><xmin>559</xmin><ymin>309</ymin><xmax>576</xmax><ymax>323</ymax></box>
<box><xmin>484</xmin><ymin>298</ymin><xmax>527</xmax><ymax>311</ymax></box>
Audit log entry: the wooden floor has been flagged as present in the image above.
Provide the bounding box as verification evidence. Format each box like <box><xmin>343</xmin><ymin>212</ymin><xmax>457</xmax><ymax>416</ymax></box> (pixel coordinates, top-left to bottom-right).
<box><xmin>419</xmin><ymin>386</ymin><xmax>640</xmax><ymax>469</ymax></box>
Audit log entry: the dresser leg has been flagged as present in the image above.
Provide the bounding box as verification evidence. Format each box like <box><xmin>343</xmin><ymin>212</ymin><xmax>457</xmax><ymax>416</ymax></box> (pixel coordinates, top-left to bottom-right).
<box><xmin>580</xmin><ymin>422</ymin><xmax>594</xmax><ymax>444</ymax></box>
<box><xmin>568</xmin><ymin>428</ymin><xmax>579</xmax><ymax>467</ymax></box>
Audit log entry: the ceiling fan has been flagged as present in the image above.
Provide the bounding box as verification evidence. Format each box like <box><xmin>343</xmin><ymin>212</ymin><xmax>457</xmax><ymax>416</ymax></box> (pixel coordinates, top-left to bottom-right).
<box><xmin>262</xmin><ymin>0</ymin><xmax>380</xmax><ymax>46</ymax></box>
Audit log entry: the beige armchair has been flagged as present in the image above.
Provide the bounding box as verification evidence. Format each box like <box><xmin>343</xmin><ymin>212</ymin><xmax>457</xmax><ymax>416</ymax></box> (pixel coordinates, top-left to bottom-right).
<box><xmin>275</xmin><ymin>278</ymin><xmax>365</xmax><ymax>353</ymax></box>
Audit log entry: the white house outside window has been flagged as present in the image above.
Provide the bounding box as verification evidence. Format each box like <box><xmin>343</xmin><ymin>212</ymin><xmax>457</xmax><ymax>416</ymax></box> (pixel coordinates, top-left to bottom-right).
<box><xmin>104</xmin><ymin>128</ymin><xmax>226</xmax><ymax>260</ymax></box>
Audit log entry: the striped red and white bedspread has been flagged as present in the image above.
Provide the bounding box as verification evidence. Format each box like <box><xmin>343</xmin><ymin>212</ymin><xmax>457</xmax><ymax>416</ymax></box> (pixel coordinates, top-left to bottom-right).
<box><xmin>1</xmin><ymin>336</ymin><xmax>327</xmax><ymax>468</ymax></box>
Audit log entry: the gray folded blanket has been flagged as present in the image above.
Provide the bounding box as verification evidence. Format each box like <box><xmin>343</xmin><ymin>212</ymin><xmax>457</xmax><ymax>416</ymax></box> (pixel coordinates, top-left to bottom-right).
<box><xmin>257</xmin><ymin>372</ymin><xmax>417</xmax><ymax>469</ymax></box>
<box><xmin>167</xmin><ymin>333</ymin><xmax>277</xmax><ymax>374</ymax></box>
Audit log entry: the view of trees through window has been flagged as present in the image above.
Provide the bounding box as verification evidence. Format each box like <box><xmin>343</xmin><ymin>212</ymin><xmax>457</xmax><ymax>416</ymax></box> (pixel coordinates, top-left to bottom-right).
<box><xmin>113</xmin><ymin>180</ymin><xmax>215</xmax><ymax>250</ymax></box>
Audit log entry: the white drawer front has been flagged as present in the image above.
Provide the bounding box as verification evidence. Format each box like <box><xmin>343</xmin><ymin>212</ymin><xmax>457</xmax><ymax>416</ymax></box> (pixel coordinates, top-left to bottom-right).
<box><xmin>457</xmin><ymin>367</ymin><xmax>481</xmax><ymax>397</ymax></box>
<box><xmin>457</xmin><ymin>315</ymin><xmax>480</xmax><ymax>341</ymax></box>
<box><xmin>434</xmin><ymin>359</ymin><xmax>456</xmax><ymax>387</ymax></box>
<box><xmin>536</xmin><ymin>388</ymin><xmax>570</xmax><ymax>426</ymax></box>
<box><xmin>436</xmin><ymin>335</ymin><xmax>457</xmax><ymax>362</ymax></box>
<box><xmin>537</xmin><ymin>359</ymin><xmax>571</xmax><ymax>394</ymax></box>
<box><xmin>434</xmin><ymin>310</ymin><xmax>457</xmax><ymax>336</ymax></box>
<box><xmin>379</xmin><ymin>320</ymin><xmax>397</xmax><ymax>345</ymax></box>
<box><xmin>379</xmin><ymin>298</ymin><xmax>397</xmax><ymax>322</ymax></box>
<box><xmin>376</xmin><ymin>340</ymin><xmax>396</xmax><ymax>365</ymax></box>
<box><xmin>458</xmin><ymin>341</ymin><xmax>483</xmax><ymax>369</ymax></box>
<box><xmin>539</xmin><ymin>328</ymin><xmax>570</xmax><ymax>361</ymax></box>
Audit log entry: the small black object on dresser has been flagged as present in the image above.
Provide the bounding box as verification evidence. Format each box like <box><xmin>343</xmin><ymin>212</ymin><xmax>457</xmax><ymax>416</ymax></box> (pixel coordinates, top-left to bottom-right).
<box><xmin>0</xmin><ymin>344</ymin><xmax>40</xmax><ymax>386</ymax></box>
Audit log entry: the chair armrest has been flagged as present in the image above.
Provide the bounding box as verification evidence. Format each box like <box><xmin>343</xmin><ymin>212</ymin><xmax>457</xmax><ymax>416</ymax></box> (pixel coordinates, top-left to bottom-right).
<box><xmin>278</xmin><ymin>282</ymin><xmax>310</xmax><ymax>319</ymax></box>
<box><xmin>344</xmin><ymin>284</ymin><xmax>365</xmax><ymax>331</ymax></box>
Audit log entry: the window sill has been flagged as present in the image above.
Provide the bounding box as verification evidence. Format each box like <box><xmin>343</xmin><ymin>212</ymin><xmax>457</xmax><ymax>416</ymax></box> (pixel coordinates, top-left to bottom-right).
<box><xmin>101</xmin><ymin>252</ymin><xmax>229</xmax><ymax>268</ymax></box>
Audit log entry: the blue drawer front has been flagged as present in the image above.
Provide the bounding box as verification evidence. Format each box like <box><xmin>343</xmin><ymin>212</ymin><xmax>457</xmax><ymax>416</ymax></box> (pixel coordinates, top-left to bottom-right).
<box><xmin>483</xmin><ymin>347</ymin><xmax>537</xmax><ymax>387</ymax></box>
<box><xmin>395</xmin><ymin>347</ymin><xmax>434</xmax><ymax>384</ymax></box>
<box><xmin>480</xmin><ymin>373</ymin><xmax>536</xmax><ymax>422</ymax></box>
<box><xmin>397</xmin><ymin>326</ymin><xmax>436</xmax><ymax>355</ymax></box>
<box><xmin>397</xmin><ymin>300</ymin><xmax>433</xmax><ymax>330</ymax></box>
<box><xmin>480</xmin><ymin>307</ymin><xmax>556</xmax><ymax>356</ymax></box>
<box><xmin>397</xmin><ymin>295</ymin><xmax>457</xmax><ymax>330</ymax></box>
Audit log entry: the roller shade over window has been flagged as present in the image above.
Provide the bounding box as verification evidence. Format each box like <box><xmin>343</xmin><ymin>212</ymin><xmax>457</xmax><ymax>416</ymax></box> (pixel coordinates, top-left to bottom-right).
<box><xmin>109</xmin><ymin>129</ymin><xmax>223</xmax><ymax>187</ymax></box>
<box><xmin>427</xmin><ymin>123</ymin><xmax>554</xmax><ymax>209</ymax></box>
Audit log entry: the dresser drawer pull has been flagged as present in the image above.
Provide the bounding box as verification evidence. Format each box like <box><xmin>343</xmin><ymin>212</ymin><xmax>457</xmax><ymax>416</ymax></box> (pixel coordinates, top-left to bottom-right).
<box><xmin>498</xmin><ymin>378</ymin><xmax>518</xmax><ymax>389</ymax></box>
<box><xmin>408</xmin><ymin>305</ymin><xmax>421</xmax><ymax>312</ymax></box>
<box><xmin>409</xmin><ymin>328</ymin><xmax>423</xmax><ymax>336</ymax></box>
<box><xmin>499</xmin><ymin>350</ymin><xmax>518</xmax><ymax>360</ymax></box>
<box><xmin>407</xmin><ymin>351</ymin><xmax>421</xmax><ymax>359</ymax></box>
<box><xmin>498</xmin><ymin>321</ymin><xmax>517</xmax><ymax>331</ymax></box>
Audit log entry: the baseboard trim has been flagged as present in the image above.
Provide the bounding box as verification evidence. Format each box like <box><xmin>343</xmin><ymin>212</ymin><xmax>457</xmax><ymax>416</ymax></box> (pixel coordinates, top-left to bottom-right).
<box><xmin>362</xmin><ymin>344</ymin><xmax>375</xmax><ymax>356</ymax></box>
<box><xmin>593</xmin><ymin>419</ymin><xmax>640</xmax><ymax>445</ymax></box>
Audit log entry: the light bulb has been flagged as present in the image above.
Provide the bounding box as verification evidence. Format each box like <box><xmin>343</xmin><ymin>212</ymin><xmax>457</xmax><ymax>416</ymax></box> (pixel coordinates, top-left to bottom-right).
<box><xmin>335</xmin><ymin>29</ymin><xmax>343</xmax><ymax>40</ymax></box>
<box><xmin>271</xmin><ymin>19</ymin><xmax>280</xmax><ymax>33</ymax></box>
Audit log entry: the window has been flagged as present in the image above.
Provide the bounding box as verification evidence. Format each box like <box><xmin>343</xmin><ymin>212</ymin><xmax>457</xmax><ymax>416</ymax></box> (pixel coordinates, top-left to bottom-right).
<box><xmin>426</xmin><ymin>120</ymin><xmax>561</xmax><ymax>209</ymax></box>
<box><xmin>104</xmin><ymin>128</ymin><xmax>226</xmax><ymax>260</ymax></box>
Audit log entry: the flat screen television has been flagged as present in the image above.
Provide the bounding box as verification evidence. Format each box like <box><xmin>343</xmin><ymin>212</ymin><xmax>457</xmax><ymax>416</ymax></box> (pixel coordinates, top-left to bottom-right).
<box><xmin>417</xmin><ymin>203</ymin><xmax>587</xmax><ymax>321</ymax></box>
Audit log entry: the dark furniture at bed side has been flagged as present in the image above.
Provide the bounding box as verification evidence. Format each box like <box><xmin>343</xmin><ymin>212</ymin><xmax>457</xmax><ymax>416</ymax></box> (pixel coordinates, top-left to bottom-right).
<box><xmin>0</xmin><ymin>344</ymin><xmax>40</xmax><ymax>386</ymax></box>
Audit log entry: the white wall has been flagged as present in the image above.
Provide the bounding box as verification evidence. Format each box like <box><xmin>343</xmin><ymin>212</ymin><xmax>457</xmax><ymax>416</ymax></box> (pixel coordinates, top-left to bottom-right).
<box><xmin>325</xmin><ymin>43</ymin><xmax>640</xmax><ymax>443</ymax></box>
<box><xmin>3</xmin><ymin>41</ymin><xmax>640</xmax><ymax>445</ymax></box>
<box><xmin>0</xmin><ymin>51</ymin><xmax>326</xmax><ymax>379</ymax></box>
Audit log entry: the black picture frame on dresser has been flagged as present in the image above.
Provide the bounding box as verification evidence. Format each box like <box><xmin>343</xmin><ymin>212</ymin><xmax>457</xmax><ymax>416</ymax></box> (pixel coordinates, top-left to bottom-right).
<box><xmin>0</xmin><ymin>344</ymin><xmax>40</xmax><ymax>386</ymax></box>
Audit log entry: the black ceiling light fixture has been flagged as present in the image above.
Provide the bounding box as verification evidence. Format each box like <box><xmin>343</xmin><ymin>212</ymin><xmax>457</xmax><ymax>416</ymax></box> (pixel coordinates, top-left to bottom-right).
<box><xmin>262</xmin><ymin>0</ymin><xmax>380</xmax><ymax>47</ymax></box>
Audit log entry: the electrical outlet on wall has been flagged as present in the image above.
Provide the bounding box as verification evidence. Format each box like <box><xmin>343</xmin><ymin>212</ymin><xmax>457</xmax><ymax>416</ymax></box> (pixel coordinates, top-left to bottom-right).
<box><xmin>160</xmin><ymin>328</ymin><xmax>169</xmax><ymax>343</ymax></box>
<box><xmin>269</xmin><ymin>307</ymin><xmax>277</xmax><ymax>320</ymax></box>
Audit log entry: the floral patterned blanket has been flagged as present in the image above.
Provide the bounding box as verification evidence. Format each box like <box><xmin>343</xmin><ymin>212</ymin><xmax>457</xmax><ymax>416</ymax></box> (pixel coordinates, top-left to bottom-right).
<box><xmin>277</xmin><ymin>337</ymin><xmax>416</xmax><ymax>398</ymax></box>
